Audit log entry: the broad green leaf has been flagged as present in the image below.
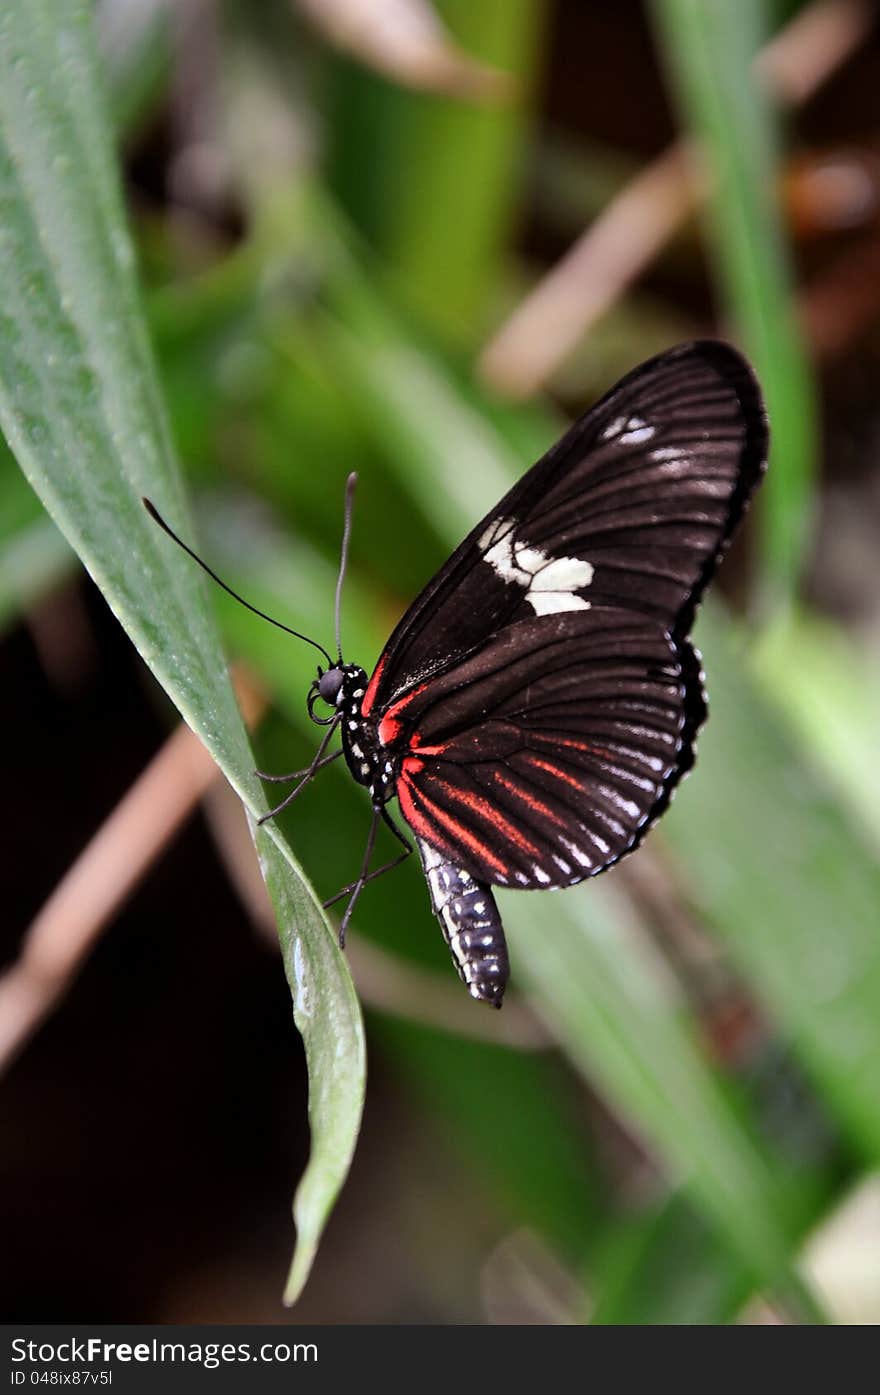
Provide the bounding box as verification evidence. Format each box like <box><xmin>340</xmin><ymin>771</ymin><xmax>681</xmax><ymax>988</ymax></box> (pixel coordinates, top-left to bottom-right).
<box><xmin>0</xmin><ymin>0</ymin><xmax>363</xmax><ymax>1304</ymax></box>
<box><xmin>650</xmin><ymin>0</ymin><xmax>817</xmax><ymax>605</ymax></box>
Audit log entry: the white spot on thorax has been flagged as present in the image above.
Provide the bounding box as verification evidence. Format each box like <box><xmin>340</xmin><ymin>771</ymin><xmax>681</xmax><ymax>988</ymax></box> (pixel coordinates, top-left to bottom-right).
<box><xmin>479</xmin><ymin>517</ymin><xmax>594</xmax><ymax>616</ymax></box>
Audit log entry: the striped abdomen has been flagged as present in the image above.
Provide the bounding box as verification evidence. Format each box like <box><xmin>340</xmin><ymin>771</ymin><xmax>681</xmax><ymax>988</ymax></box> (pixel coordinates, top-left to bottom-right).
<box><xmin>416</xmin><ymin>838</ymin><xmax>509</xmax><ymax>1008</ymax></box>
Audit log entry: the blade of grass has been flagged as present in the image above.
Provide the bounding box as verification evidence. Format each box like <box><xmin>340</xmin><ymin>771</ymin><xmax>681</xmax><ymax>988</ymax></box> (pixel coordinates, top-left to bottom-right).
<box><xmin>662</xmin><ymin>606</ymin><xmax>880</xmax><ymax>1164</ymax></box>
<box><xmin>504</xmin><ymin>881</ymin><xmax>814</xmax><ymax>1300</ymax></box>
<box><xmin>752</xmin><ymin>610</ymin><xmax>880</xmax><ymax>849</ymax></box>
<box><xmin>0</xmin><ymin>0</ymin><xmax>363</xmax><ymax>1305</ymax></box>
<box><xmin>326</xmin><ymin>0</ymin><xmax>543</xmax><ymax>342</ymax></box>
<box><xmin>592</xmin><ymin>1193</ymin><xmax>759</xmax><ymax>1325</ymax></box>
<box><xmin>650</xmin><ymin>0</ymin><xmax>817</xmax><ymax>606</ymax></box>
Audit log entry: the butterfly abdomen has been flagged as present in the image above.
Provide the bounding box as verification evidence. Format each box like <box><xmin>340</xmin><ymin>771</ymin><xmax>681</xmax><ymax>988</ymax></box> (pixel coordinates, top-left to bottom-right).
<box><xmin>416</xmin><ymin>838</ymin><xmax>509</xmax><ymax>1008</ymax></box>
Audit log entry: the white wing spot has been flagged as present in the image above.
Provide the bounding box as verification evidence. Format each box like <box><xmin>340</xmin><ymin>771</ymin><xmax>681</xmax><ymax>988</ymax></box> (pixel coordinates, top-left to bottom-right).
<box><xmin>532</xmin><ymin>865</ymin><xmax>551</xmax><ymax>884</ymax></box>
<box><xmin>482</xmin><ymin>516</ymin><xmax>594</xmax><ymax>616</ymax></box>
<box><xmin>603</xmin><ymin>414</ymin><xmax>654</xmax><ymax>444</ymax></box>
<box><xmin>651</xmin><ymin>446</ymin><xmax>683</xmax><ymax>461</ymax></box>
<box><xmin>619</xmin><ymin>415</ymin><xmax>654</xmax><ymax>444</ymax></box>
<box><xmin>560</xmin><ymin>836</ymin><xmax>593</xmax><ymax>869</ymax></box>
<box><xmin>552</xmin><ymin>855</ymin><xmax>571</xmax><ymax>874</ymax></box>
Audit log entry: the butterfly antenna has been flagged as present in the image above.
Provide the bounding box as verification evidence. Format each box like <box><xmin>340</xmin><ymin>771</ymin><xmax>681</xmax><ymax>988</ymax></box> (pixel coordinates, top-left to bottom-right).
<box><xmin>334</xmin><ymin>472</ymin><xmax>358</xmax><ymax>662</ymax></box>
<box><xmin>143</xmin><ymin>498</ymin><xmax>333</xmax><ymax>666</ymax></box>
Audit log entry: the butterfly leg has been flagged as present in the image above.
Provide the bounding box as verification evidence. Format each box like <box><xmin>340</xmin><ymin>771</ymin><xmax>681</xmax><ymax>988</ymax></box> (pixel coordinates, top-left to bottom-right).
<box><xmin>333</xmin><ymin>806</ymin><xmax>379</xmax><ymax>948</ymax></box>
<box><xmin>257</xmin><ymin>721</ymin><xmax>342</xmax><ymax>824</ymax></box>
<box><xmin>328</xmin><ymin>806</ymin><xmax>414</xmax><ymax>946</ymax></box>
<box><xmin>255</xmin><ymin>749</ymin><xmax>343</xmax><ymax>784</ymax></box>
<box><xmin>379</xmin><ymin>804</ymin><xmax>414</xmax><ymax>856</ymax></box>
<box><xmin>324</xmin><ymin>809</ymin><xmax>413</xmax><ymax>911</ymax></box>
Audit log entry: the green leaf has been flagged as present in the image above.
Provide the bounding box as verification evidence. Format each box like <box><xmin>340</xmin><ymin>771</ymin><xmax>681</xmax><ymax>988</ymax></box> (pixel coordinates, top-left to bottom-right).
<box><xmin>649</xmin><ymin>0</ymin><xmax>817</xmax><ymax>604</ymax></box>
<box><xmin>0</xmin><ymin>0</ymin><xmax>363</xmax><ymax>1304</ymax></box>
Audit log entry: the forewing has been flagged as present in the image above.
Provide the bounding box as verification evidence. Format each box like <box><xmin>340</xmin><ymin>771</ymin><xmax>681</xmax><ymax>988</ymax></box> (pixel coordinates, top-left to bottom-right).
<box><xmin>392</xmin><ymin>610</ymin><xmax>698</xmax><ymax>889</ymax></box>
<box><xmin>362</xmin><ymin>339</ymin><xmax>767</xmax><ymax>719</ymax></box>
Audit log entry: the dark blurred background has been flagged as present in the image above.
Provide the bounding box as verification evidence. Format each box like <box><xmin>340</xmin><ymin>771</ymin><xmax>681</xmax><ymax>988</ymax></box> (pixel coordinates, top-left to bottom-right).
<box><xmin>2</xmin><ymin>0</ymin><xmax>880</xmax><ymax>1324</ymax></box>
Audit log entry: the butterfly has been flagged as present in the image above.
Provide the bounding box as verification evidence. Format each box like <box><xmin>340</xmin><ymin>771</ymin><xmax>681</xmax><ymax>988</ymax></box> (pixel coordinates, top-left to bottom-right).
<box><xmin>146</xmin><ymin>339</ymin><xmax>768</xmax><ymax>1009</ymax></box>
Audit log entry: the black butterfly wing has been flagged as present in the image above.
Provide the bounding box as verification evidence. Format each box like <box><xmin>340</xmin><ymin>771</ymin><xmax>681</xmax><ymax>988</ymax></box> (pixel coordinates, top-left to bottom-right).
<box><xmin>361</xmin><ymin>339</ymin><xmax>767</xmax><ymax>724</ymax></box>
<box><xmin>385</xmin><ymin>610</ymin><xmax>693</xmax><ymax>889</ymax></box>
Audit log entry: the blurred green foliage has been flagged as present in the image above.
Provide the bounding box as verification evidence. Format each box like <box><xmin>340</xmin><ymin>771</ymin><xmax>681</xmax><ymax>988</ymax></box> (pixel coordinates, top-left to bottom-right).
<box><xmin>1</xmin><ymin>0</ymin><xmax>878</xmax><ymax>1322</ymax></box>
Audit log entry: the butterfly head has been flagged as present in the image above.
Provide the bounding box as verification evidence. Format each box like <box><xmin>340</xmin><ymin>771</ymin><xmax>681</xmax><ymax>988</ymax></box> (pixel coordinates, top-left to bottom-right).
<box><xmin>308</xmin><ymin>661</ymin><xmax>368</xmax><ymax>727</ymax></box>
<box><xmin>308</xmin><ymin>664</ymin><xmax>344</xmax><ymax>725</ymax></box>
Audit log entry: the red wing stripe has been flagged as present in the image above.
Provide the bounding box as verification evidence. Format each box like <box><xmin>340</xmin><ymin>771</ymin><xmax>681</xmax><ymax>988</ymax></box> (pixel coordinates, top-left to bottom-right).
<box><xmin>399</xmin><ymin>776</ymin><xmax>508</xmax><ymax>877</ymax></box>
<box><xmin>397</xmin><ymin>775</ymin><xmax>452</xmax><ymax>852</ymax></box>
<box><xmin>433</xmin><ymin>778</ymin><xmax>542</xmax><ymax>858</ymax></box>
<box><xmin>377</xmin><ymin>683</ymin><xmax>428</xmax><ymax>746</ymax></box>
<box><xmin>409</xmin><ymin>731</ymin><xmax>447</xmax><ymax>755</ymax></box>
<box><xmin>491</xmin><ymin>770</ymin><xmax>568</xmax><ymax>829</ymax></box>
<box><xmin>524</xmin><ymin>754</ymin><xmax>584</xmax><ymax>793</ymax></box>
<box><xmin>523</xmin><ymin>754</ymin><xmax>642</xmax><ymax>831</ymax></box>
<box><xmin>360</xmin><ymin>654</ymin><xmax>387</xmax><ymax>719</ymax></box>
<box><xmin>531</xmin><ymin>732</ymin><xmax>615</xmax><ymax>761</ymax></box>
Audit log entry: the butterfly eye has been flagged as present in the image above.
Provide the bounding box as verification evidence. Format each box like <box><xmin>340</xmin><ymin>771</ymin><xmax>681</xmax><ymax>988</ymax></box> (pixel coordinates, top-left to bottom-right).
<box><xmin>307</xmin><ymin>666</ymin><xmax>345</xmax><ymax>725</ymax></box>
<box><xmin>318</xmin><ymin>668</ymin><xmax>345</xmax><ymax>704</ymax></box>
